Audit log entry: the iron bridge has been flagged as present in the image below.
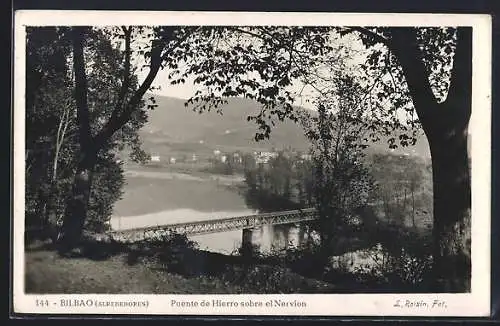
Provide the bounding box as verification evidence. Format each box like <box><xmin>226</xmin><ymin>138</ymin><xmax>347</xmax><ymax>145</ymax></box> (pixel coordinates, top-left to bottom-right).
<box><xmin>108</xmin><ymin>208</ymin><xmax>318</xmax><ymax>243</ymax></box>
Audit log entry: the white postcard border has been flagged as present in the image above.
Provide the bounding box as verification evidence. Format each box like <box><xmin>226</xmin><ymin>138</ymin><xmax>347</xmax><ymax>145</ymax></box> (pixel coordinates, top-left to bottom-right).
<box><xmin>12</xmin><ymin>11</ymin><xmax>492</xmax><ymax>317</ymax></box>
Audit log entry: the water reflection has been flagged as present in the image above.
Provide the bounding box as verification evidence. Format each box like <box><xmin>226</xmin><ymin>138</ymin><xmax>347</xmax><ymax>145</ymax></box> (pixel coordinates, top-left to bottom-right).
<box><xmin>111</xmin><ymin>208</ymin><xmax>381</xmax><ymax>271</ymax></box>
<box><xmin>192</xmin><ymin>223</ymin><xmax>317</xmax><ymax>255</ymax></box>
<box><xmin>110</xmin><ymin>209</ymin><xmax>315</xmax><ymax>255</ymax></box>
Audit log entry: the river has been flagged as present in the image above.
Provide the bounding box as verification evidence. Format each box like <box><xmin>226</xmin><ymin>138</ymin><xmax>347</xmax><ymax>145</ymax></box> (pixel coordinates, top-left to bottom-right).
<box><xmin>110</xmin><ymin>167</ymin><xmax>382</xmax><ymax>270</ymax></box>
<box><xmin>110</xmin><ymin>207</ymin><xmax>316</xmax><ymax>255</ymax></box>
<box><xmin>110</xmin><ymin>208</ymin><xmax>256</xmax><ymax>254</ymax></box>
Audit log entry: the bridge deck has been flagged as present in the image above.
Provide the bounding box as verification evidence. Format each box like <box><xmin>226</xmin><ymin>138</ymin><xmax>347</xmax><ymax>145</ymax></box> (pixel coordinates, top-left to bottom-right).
<box><xmin>109</xmin><ymin>208</ymin><xmax>318</xmax><ymax>242</ymax></box>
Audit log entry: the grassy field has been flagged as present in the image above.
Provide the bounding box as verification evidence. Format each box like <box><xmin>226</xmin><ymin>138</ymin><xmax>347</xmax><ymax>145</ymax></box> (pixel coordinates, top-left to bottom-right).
<box><xmin>24</xmin><ymin>242</ymin><xmax>338</xmax><ymax>294</ymax></box>
<box><xmin>25</xmin><ymin>247</ymin><xmax>240</xmax><ymax>294</ymax></box>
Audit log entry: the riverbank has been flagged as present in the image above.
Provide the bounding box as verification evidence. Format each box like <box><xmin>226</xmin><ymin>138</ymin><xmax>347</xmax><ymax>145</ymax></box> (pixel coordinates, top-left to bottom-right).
<box><xmin>25</xmin><ymin>247</ymin><xmax>238</xmax><ymax>294</ymax></box>
<box><xmin>25</xmin><ymin>216</ymin><xmax>433</xmax><ymax>294</ymax></box>
<box><xmin>25</xmin><ymin>240</ymin><xmax>338</xmax><ymax>294</ymax></box>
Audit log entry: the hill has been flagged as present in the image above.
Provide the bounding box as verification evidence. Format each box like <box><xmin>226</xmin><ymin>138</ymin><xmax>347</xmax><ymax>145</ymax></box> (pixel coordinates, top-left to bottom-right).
<box><xmin>138</xmin><ymin>95</ymin><xmax>310</xmax><ymax>154</ymax></box>
<box><xmin>136</xmin><ymin>94</ymin><xmax>431</xmax><ymax>160</ymax></box>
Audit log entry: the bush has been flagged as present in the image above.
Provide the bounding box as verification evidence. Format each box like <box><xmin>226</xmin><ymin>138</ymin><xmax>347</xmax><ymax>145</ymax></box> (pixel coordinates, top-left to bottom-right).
<box><xmin>349</xmin><ymin>241</ymin><xmax>433</xmax><ymax>291</ymax></box>
<box><xmin>86</xmin><ymin>156</ymin><xmax>125</xmax><ymax>233</ymax></box>
<box><xmin>139</xmin><ymin>232</ymin><xmax>200</xmax><ymax>276</ymax></box>
<box><xmin>25</xmin><ymin>154</ymin><xmax>125</xmax><ymax>245</ymax></box>
<box><xmin>219</xmin><ymin>264</ymin><xmax>335</xmax><ymax>294</ymax></box>
<box><xmin>79</xmin><ymin>231</ymin><xmax>125</xmax><ymax>260</ymax></box>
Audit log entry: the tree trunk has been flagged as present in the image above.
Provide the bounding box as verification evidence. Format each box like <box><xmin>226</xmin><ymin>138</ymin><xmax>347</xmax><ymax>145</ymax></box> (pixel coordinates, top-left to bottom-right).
<box><xmin>411</xmin><ymin>189</ymin><xmax>416</xmax><ymax>228</ymax></box>
<box><xmin>387</xmin><ymin>27</ymin><xmax>472</xmax><ymax>292</ymax></box>
<box><xmin>58</xmin><ymin>150</ymin><xmax>97</xmax><ymax>253</ymax></box>
<box><xmin>428</xmin><ymin>126</ymin><xmax>471</xmax><ymax>292</ymax></box>
<box><xmin>57</xmin><ymin>26</ymin><xmax>94</xmax><ymax>254</ymax></box>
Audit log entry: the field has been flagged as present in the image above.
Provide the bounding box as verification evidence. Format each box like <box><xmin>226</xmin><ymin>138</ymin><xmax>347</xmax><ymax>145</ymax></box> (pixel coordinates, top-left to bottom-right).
<box><xmin>25</xmin><ymin>244</ymin><xmax>240</xmax><ymax>294</ymax></box>
<box><xmin>25</xmin><ymin>242</ymin><xmax>338</xmax><ymax>294</ymax></box>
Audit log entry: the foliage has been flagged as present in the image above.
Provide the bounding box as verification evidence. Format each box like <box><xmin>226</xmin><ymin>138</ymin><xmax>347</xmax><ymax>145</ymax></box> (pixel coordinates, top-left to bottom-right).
<box><xmin>135</xmin><ymin>232</ymin><xmax>200</xmax><ymax>276</ymax></box>
<box><xmin>86</xmin><ymin>157</ymin><xmax>125</xmax><ymax>233</ymax></box>
<box><xmin>166</xmin><ymin>26</ymin><xmax>336</xmax><ymax>140</ymax></box>
<box><xmin>25</xmin><ymin>27</ymin><xmax>150</xmax><ymax>239</ymax></box>
<box><xmin>163</xmin><ymin>26</ymin><xmax>470</xmax><ymax>290</ymax></box>
<box><xmin>25</xmin><ymin>24</ymin><xmax>471</xmax><ymax>290</ymax></box>
<box><xmin>163</xmin><ymin>26</ymin><xmax>453</xmax><ymax>148</ymax></box>
<box><xmin>368</xmin><ymin>153</ymin><xmax>433</xmax><ymax>228</ymax></box>
<box><xmin>349</xmin><ymin>232</ymin><xmax>433</xmax><ymax>291</ymax></box>
<box><xmin>302</xmin><ymin>75</ymin><xmax>377</xmax><ymax>257</ymax></box>
<box><xmin>242</xmin><ymin>150</ymin><xmax>311</xmax><ymax>212</ymax></box>
<box><xmin>236</xmin><ymin>243</ymin><xmax>262</xmax><ymax>264</ymax></box>
<box><xmin>218</xmin><ymin>263</ymin><xmax>335</xmax><ymax>294</ymax></box>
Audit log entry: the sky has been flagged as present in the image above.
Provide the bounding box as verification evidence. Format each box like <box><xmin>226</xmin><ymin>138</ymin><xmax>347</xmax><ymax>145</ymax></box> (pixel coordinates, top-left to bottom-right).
<box><xmin>143</xmin><ymin>69</ymin><xmax>320</xmax><ymax>110</ymax></box>
<box><xmin>133</xmin><ymin>29</ymin><xmax>367</xmax><ymax>111</ymax></box>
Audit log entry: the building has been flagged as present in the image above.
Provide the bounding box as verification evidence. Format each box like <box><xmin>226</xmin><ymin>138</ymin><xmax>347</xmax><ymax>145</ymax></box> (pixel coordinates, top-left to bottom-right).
<box><xmin>233</xmin><ymin>152</ymin><xmax>242</xmax><ymax>164</ymax></box>
<box><xmin>150</xmin><ymin>155</ymin><xmax>160</xmax><ymax>162</ymax></box>
<box><xmin>300</xmin><ymin>154</ymin><xmax>312</xmax><ymax>161</ymax></box>
<box><xmin>254</xmin><ymin>151</ymin><xmax>278</xmax><ymax>164</ymax></box>
<box><xmin>169</xmin><ymin>157</ymin><xmax>176</xmax><ymax>164</ymax></box>
<box><xmin>256</xmin><ymin>157</ymin><xmax>267</xmax><ymax>165</ymax></box>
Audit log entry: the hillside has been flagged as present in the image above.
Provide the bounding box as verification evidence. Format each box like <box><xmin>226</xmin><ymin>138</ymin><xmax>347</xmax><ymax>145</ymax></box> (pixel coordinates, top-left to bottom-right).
<box><xmin>139</xmin><ymin>95</ymin><xmax>310</xmax><ymax>153</ymax></box>
<box><xmin>137</xmin><ymin>94</ymin><xmax>431</xmax><ymax>159</ymax></box>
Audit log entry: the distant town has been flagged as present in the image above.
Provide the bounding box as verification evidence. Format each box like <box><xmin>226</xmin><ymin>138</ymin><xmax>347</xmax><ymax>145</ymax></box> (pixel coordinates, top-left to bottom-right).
<box><xmin>146</xmin><ymin>148</ymin><xmax>314</xmax><ymax>166</ymax></box>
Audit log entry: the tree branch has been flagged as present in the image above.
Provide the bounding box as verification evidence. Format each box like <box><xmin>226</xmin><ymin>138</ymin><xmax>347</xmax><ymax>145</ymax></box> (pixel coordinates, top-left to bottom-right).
<box><xmin>229</xmin><ymin>27</ymin><xmax>268</xmax><ymax>42</ymax></box>
<box><xmin>93</xmin><ymin>39</ymin><xmax>164</xmax><ymax>148</ymax></box>
<box><xmin>386</xmin><ymin>27</ymin><xmax>440</xmax><ymax>136</ymax></box>
<box><xmin>344</xmin><ymin>27</ymin><xmax>392</xmax><ymax>49</ymax></box>
<box><xmin>94</xmin><ymin>28</ymin><xmax>196</xmax><ymax>147</ymax></box>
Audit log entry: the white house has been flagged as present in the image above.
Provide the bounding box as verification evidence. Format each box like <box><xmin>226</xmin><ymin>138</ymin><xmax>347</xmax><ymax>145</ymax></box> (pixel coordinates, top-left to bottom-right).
<box><xmin>169</xmin><ymin>157</ymin><xmax>176</xmax><ymax>164</ymax></box>
<box><xmin>255</xmin><ymin>151</ymin><xmax>278</xmax><ymax>164</ymax></box>
<box><xmin>150</xmin><ymin>155</ymin><xmax>160</xmax><ymax>162</ymax></box>
<box><xmin>233</xmin><ymin>152</ymin><xmax>242</xmax><ymax>164</ymax></box>
<box><xmin>300</xmin><ymin>154</ymin><xmax>312</xmax><ymax>161</ymax></box>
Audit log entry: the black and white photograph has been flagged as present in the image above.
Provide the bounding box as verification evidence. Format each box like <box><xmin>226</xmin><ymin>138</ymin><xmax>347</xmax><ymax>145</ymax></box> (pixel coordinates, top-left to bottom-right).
<box><xmin>13</xmin><ymin>11</ymin><xmax>491</xmax><ymax>316</ymax></box>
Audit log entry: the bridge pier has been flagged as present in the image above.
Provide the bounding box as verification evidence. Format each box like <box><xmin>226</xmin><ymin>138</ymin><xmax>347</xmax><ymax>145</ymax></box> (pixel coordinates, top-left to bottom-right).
<box><xmin>241</xmin><ymin>227</ymin><xmax>256</xmax><ymax>259</ymax></box>
<box><xmin>242</xmin><ymin>228</ymin><xmax>253</xmax><ymax>247</ymax></box>
<box><xmin>282</xmin><ymin>225</ymin><xmax>290</xmax><ymax>249</ymax></box>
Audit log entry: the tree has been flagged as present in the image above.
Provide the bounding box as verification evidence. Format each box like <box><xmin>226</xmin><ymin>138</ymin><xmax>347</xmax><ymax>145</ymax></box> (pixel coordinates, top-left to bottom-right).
<box><xmin>163</xmin><ymin>26</ymin><xmax>471</xmax><ymax>291</ymax></box>
<box><xmin>25</xmin><ymin>27</ymin><xmax>74</xmax><ymax>235</ymax></box>
<box><xmin>56</xmin><ymin>26</ymin><xmax>196</xmax><ymax>251</ymax></box>
<box><xmin>268</xmin><ymin>151</ymin><xmax>293</xmax><ymax>199</ymax></box>
<box><xmin>26</xmin><ymin>26</ymin><xmax>169</xmax><ymax>248</ymax></box>
<box><xmin>302</xmin><ymin>75</ymin><xmax>375</xmax><ymax>263</ymax></box>
<box><xmin>349</xmin><ymin>27</ymin><xmax>472</xmax><ymax>292</ymax></box>
<box><xmin>369</xmin><ymin>153</ymin><xmax>428</xmax><ymax>228</ymax></box>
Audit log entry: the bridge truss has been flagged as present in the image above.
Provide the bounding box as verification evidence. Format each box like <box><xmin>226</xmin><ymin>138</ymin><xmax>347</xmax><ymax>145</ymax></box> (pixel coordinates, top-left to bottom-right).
<box><xmin>109</xmin><ymin>208</ymin><xmax>318</xmax><ymax>243</ymax></box>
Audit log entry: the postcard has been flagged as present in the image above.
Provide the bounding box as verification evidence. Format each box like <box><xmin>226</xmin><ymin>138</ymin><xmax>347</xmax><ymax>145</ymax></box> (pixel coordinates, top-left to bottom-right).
<box><xmin>13</xmin><ymin>10</ymin><xmax>491</xmax><ymax>317</ymax></box>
